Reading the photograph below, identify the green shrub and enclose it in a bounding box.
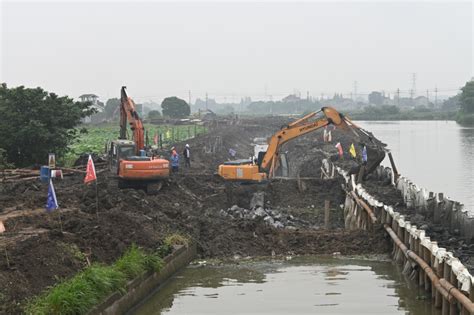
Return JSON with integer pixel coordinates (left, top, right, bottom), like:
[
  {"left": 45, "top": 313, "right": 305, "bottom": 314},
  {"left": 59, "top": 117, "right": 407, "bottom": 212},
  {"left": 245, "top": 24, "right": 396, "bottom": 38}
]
[
  {"left": 157, "top": 243, "right": 173, "bottom": 258},
  {"left": 143, "top": 252, "right": 165, "bottom": 272},
  {"left": 26, "top": 245, "right": 164, "bottom": 315},
  {"left": 26, "top": 274, "right": 99, "bottom": 315},
  {"left": 82, "top": 264, "right": 127, "bottom": 296},
  {"left": 457, "top": 112, "right": 474, "bottom": 125},
  {"left": 114, "top": 245, "right": 148, "bottom": 279}
]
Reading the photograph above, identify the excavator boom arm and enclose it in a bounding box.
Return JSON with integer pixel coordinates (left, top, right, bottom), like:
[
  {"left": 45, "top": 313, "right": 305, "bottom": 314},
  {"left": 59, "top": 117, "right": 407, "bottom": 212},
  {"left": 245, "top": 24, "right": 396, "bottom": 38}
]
[
  {"left": 261, "top": 118, "right": 330, "bottom": 172},
  {"left": 260, "top": 107, "right": 348, "bottom": 175},
  {"left": 120, "top": 86, "right": 145, "bottom": 155}
]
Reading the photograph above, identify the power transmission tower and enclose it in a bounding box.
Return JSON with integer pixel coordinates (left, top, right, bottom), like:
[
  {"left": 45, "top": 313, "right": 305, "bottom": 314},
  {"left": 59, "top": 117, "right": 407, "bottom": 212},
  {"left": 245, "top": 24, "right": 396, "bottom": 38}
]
[
  {"left": 435, "top": 86, "right": 438, "bottom": 107},
  {"left": 205, "top": 92, "right": 208, "bottom": 111},
  {"left": 188, "top": 90, "right": 191, "bottom": 106},
  {"left": 396, "top": 88, "right": 400, "bottom": 106},
  {"left": 426, "top": 89, "right": 429, "bottom": 101}
]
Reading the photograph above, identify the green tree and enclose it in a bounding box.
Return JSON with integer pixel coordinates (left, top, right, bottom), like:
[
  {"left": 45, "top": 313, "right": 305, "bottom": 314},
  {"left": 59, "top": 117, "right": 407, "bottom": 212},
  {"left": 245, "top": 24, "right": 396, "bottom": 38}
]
[
  {"left": 161, "top": 97, "right": 190, "bottom": 118},
  {"left": 104, "top": 98, "right": 120, "bottom": 120},
  {"left": 460, "top": 81, "right": 474, "bottom": 113},
  {"left": 442, "top": 94, "right": 460, "bottom": 111},
  {"left": 0, "top": 83, "right": 95, "bottom": 167},
  {"left": 147, "top": 110, "right": 162, "bottom": 120}
]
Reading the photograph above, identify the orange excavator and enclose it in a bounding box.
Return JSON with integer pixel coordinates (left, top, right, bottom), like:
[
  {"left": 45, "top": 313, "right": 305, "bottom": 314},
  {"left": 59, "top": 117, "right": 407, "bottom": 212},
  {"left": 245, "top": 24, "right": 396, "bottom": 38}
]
[
  {"left": 218, "top": 107, "right": 385, "bottom": 182},
  {"left": 107, "top": 87, "right": 169, "bottom": 194}
]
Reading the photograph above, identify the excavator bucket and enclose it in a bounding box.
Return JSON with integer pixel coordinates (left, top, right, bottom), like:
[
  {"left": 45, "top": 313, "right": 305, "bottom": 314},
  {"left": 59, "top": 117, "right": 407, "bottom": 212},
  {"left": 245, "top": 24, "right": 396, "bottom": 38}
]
[
  {"left": 365, "top": 145, "right": 386, "bottom": 175},
  {"left": 340, "top": 117, "right": 387, "bottom": 176}
]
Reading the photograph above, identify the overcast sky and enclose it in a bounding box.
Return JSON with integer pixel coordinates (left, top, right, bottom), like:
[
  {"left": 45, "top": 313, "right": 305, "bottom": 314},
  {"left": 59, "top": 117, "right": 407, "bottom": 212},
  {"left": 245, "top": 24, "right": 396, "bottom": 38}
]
[{"left": 1, "top": 1, "right": 472, "bottom": 103}]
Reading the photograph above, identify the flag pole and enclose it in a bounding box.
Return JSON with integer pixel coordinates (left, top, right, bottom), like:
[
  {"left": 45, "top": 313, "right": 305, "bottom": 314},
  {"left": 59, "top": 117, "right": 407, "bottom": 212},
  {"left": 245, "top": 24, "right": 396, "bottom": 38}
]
[
  {"left": 57, "top": 207, "right": 63, "bottom": 233},
  {"left": 85, "top": 154, "right": 99, "bottom": 221},
  {"left": 95, "top": 180, "right": 99, "bottom": 220}
]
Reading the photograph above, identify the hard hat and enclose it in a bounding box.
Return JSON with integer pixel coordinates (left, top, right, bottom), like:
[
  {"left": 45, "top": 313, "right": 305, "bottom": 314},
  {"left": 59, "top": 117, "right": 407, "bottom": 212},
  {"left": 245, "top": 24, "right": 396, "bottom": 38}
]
[
  {"left": 185, "top": 144, "right": 190, "bottom": 148},
  {"left": 171, "top": 146, "right": 175, "bottom": 151}
]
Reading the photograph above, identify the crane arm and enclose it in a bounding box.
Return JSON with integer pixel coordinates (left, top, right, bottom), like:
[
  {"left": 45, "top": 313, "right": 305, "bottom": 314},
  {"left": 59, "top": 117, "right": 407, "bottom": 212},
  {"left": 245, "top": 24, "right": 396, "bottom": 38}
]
[{"left": 120, "top": 86, "right": 145, "bottom": 154}]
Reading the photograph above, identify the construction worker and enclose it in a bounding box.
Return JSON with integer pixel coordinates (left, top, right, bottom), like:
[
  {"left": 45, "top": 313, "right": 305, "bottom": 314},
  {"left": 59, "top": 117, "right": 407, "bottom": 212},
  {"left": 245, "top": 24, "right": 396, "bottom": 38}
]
[
  {"left": 183, "top": 144, "right": 191, "bottom": 168},
  {"left": 170, "top": 147, "right": 179, "bottom": 173}
]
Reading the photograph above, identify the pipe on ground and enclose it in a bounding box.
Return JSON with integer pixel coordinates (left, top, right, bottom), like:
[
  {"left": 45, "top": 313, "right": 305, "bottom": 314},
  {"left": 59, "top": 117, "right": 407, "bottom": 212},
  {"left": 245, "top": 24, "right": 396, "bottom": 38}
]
[{"left": 384, "top": 224, "right": 474, "bottom": 314}]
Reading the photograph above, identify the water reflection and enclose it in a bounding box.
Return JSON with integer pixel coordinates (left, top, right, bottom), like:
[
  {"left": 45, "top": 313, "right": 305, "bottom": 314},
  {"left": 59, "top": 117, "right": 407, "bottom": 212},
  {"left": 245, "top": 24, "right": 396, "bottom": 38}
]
[
  {"left": 459, "top": 127, "right": 474, "bottom": 210},
  {"left": 131, "top": 256, "right": 441, "bottom": 315}
]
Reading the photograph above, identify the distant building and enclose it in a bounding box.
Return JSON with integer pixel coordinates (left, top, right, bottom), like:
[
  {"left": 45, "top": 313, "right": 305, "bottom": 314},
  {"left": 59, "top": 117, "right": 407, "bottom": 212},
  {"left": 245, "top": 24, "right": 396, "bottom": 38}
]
[
  {"left": 78, "top": 94, "right": 104, "bottom": 112},
  {"left": 79, "top": 94, "right": 105, "bottom": 123},
  {"left": 282, "top": 94, "right": 301, "bottom": 103}
]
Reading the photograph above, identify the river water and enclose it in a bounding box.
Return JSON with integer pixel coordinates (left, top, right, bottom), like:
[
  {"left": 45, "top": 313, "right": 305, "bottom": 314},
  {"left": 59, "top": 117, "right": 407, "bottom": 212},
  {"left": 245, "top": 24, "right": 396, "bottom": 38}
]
[
  {"left": 356, "top": 121, "right": 474, "bottom": 212},
  {"left": 131, "top": 256, "right": 440, "bottom": 315}
]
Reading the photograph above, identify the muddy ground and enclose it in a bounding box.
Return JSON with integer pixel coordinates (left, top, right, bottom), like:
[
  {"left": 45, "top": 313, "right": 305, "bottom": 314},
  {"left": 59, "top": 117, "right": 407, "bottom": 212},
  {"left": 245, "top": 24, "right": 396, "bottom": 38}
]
[{"left": 0, "top": 116, "right": 423, "bottom": 314}]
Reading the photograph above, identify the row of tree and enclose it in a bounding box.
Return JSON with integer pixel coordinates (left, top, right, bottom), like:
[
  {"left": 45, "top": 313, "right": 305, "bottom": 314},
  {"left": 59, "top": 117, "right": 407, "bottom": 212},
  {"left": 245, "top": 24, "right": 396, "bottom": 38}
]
[
  {"left": 0, "top": 84, "right": 194, "bottom": 168},
  {"left": 101, "top": 96, "right": 190, "bottom": 121}
]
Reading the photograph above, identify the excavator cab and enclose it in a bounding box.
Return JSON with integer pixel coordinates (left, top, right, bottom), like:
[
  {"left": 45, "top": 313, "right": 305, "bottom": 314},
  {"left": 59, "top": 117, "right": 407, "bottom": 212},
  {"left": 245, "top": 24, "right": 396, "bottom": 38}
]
[
  {"left": 108, "top": 139, "right": 136, "bottom": 173},
  {"left": 107, "top": 139, "right": 169, "bottom": 194}
]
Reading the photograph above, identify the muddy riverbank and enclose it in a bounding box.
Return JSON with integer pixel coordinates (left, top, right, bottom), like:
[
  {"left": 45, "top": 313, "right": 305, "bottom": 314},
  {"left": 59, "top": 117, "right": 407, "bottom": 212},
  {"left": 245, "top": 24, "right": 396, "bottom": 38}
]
[
  {"left": 1, "top": 115, "right": 470, "bottom": 314},
  {"left": 0, "top": 118, "right": 390, "bottom": 314}
]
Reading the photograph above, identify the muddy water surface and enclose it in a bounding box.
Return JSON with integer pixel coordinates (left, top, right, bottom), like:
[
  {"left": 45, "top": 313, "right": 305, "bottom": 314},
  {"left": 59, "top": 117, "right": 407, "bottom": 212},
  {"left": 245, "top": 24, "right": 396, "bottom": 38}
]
[
  {"left": 357, "top": 121, "right": 474, "bottom": 211},
  {"left": 131, "top": 256, "right": 440, "bottom": 315}
]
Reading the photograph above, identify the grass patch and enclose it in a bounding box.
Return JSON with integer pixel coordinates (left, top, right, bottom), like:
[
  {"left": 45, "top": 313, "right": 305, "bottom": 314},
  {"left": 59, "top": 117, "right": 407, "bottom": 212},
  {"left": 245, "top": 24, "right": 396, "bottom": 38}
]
[
  {"left": 164, "top": 233, "right": 189, "bottom": 247},
  {"left": 26, "top": 245, "right": 164, "bottom": 315}
]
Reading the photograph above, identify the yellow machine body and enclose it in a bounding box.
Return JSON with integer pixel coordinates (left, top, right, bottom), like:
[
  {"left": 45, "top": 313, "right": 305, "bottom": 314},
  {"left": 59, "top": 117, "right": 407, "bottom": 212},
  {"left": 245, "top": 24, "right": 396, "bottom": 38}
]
[{"left": 218, "top": 161, "right": 267, "bottom": 182}]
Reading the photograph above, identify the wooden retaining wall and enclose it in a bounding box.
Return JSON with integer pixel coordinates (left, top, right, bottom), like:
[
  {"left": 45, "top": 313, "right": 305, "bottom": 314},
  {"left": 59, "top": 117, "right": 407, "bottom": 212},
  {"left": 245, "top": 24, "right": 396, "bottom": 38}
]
[{"left": 323, "top": 163, "right": 474, "bottom": 315}]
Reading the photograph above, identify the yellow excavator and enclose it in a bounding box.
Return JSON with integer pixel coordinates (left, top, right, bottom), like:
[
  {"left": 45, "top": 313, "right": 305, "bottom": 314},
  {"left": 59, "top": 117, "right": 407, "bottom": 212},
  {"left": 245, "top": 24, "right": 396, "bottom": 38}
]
[{"left": 218, "top": 107, "right": 385, "bottom": 182}]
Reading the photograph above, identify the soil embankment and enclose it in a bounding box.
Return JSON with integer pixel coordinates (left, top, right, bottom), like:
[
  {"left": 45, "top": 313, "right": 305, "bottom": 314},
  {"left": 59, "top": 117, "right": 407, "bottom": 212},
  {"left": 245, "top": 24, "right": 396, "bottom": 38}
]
[{"left": 0, "top": 117, "right": 391, "bottom": 314}]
